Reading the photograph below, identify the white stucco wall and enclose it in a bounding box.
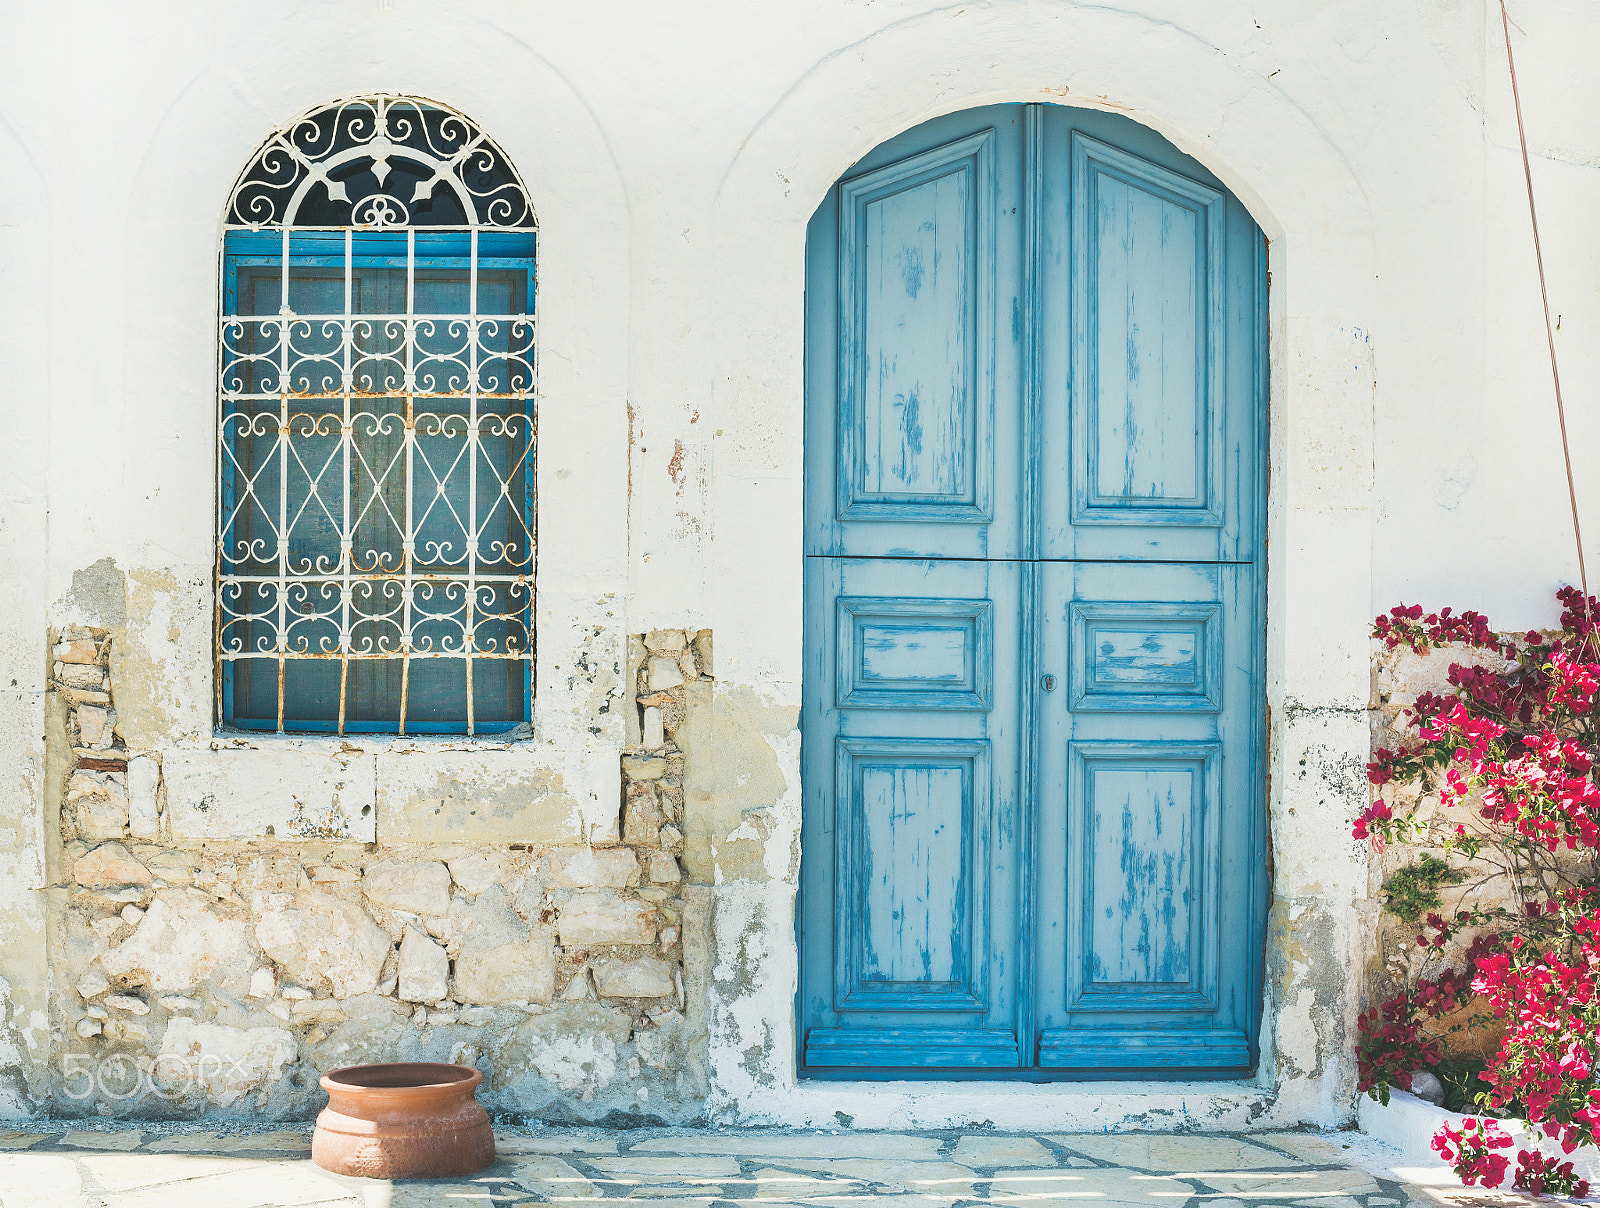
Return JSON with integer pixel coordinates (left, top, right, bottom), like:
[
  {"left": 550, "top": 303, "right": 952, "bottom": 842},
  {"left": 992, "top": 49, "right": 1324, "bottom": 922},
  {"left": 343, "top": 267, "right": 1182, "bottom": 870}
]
[{"left": 1, "top": 0, "right": 1597, "bottom": 1128}]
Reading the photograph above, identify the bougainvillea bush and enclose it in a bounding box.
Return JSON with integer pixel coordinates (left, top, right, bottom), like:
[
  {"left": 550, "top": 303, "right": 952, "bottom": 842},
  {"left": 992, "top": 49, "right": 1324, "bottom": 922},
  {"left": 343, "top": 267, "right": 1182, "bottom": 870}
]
[{"left": 1359, "top": 588, "right": 1600, "bottom": 1197}]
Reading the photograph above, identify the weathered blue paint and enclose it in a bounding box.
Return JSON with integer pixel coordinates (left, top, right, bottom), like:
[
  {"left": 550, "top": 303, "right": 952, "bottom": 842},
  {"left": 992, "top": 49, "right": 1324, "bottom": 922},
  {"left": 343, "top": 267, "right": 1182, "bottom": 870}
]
[{"left": 800, "top": 103, "right": 1266, "bottom": 1078}]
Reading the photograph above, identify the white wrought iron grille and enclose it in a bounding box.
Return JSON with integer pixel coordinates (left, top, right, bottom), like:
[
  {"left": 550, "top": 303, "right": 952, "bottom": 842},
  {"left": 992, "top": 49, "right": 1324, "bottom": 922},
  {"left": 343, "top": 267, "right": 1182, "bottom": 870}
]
[{"left": 217, "top": 96, "right": 537, "bottom": 735}]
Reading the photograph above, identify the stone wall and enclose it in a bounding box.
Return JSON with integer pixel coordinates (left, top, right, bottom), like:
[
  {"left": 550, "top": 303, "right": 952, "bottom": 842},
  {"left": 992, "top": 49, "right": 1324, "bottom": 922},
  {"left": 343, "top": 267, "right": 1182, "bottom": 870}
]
[
  {"left": 1365, "top": 640, "right": 1537, "bottom": 1061},
  {"left": 43, "top": 628, "right": 713, "bottom": 1120}
]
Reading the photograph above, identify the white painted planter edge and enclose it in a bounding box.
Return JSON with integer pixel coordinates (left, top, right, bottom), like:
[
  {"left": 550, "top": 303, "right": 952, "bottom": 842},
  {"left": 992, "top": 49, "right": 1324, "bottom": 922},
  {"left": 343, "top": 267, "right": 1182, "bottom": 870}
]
[{"left": 1359, "top": 1089, "right": 1600, "bottom": 1188}]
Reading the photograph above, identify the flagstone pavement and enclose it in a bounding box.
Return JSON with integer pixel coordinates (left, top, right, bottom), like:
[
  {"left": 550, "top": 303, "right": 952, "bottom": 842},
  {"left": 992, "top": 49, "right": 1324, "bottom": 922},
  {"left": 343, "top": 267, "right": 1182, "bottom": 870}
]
[{"left": 0, "top": 1125, "right": 1544, "bottom": 1208}]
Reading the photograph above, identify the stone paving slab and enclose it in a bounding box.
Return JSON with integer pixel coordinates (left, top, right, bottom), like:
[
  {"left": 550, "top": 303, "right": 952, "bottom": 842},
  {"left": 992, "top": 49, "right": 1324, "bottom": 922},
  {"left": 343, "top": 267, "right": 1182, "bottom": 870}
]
[{"left": 0, "top": 1125, "right": 1558, "bottom": 1208}]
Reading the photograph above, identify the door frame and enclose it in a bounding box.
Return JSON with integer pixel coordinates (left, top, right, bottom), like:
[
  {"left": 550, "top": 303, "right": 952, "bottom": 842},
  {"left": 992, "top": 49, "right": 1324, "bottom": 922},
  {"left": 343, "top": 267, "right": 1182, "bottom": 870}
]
[{"left": 795, "top": 104, "right": 1270, "bottom": 1079}]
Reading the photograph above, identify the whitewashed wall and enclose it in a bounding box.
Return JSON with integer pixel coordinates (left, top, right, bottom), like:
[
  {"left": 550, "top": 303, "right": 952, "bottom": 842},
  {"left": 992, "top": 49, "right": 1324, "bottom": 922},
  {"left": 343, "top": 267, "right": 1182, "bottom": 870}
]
[{"left": 1, "top": 0, "right": 1597, "bottom": 1129}]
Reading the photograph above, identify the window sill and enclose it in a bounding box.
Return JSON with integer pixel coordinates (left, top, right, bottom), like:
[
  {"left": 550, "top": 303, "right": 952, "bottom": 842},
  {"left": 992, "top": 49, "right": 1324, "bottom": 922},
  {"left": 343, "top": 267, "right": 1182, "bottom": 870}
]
[{"left": 158, "top": 732, "right": 621, "bottom": 846}]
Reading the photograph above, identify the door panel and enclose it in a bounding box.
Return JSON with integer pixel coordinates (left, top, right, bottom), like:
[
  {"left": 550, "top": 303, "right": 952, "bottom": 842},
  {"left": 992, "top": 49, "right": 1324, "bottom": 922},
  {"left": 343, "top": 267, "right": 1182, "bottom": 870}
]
[
  {"left": 836, "top": 736, "right": 989, "bottom": 1011},
  {"left": 801, "top": 102, "right": 1265, "bottom": 1079},
  {"left": 800, "top": 556, "right": 1023, "bottom": 1070},
  {"left": 1035, "top": 119, "right": 1263, "bottom": 562},
  {"left": 837, "top": 597, "right": 993, "bottom": 711},
  {"left": 806, "top": 107, "right": 1025, "bottom": 560},
  {"left": 1074, "top": 133, "right": 1224, "bottom": 529},
  {"left": 841, "top": 132, "right": 990, "bottom": 519}
]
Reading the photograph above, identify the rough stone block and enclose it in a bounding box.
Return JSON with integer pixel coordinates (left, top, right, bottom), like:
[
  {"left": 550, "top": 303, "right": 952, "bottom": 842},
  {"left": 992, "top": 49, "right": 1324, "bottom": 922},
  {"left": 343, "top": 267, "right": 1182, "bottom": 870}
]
[
  {"left": 560, "top": 967, "right": 595, "bottom": 1001},
  {"left": 450, "top": 885, "right": 555, "bottom": 1005},
  {"left": 621, "top": 754, "right": 666, "bottom": 781},
  {"left": 158, "top": 1018, "right": 297, "bottom": 1109},
  {"left": 623, "top": 782, "right": 661, "bottom": 847},
  {"left": 54, "top": 638, "right": 100, "bottom": 664},
  {"left": 143, "top": 849, "right": 198, "bottom": 885},
  {"left": 455, "top": 937, "right": 554, "bottom": 1005},
  {"left": 362, "top": 860, "right": 452, "bottom": 917},
  {"left": 75, "top": 798, "right": 128, "bottom": 840},
  {"left": 648, "top": 657, "right": 684, "bottom": 691},
  {"left": 590, "top": 955, "right": 675, "bottom": 998},
  {"left": 545, "top": 846, "right": 639, "bottom": 889},
  {"left": 164, "top": 749, "right": 376, "bottom": 842},
  {"left": 101, "top": 890, "right": 250, "bottom": 993},
  {"left": 691, "top": 630, "right": 712, "bottom": 679},
  {"left": 255, "top": 892, "right": 391, "bottom": 999},
  {"left": 126, "top": 756, "right": 160, "bottom": 840},
  {"left": 557, "top": 891, "right": 657, "bottom": 946},
  {"left": 75, "top": 971, "right": 109, "bottom": 1000},
  {"left": 77, "top": 705, "right": 109, "bottom": 747},
  {"left": 56, "top": 663, "right": 105, "bottom": 690},
  {"left": 247, "top": 967, "right": 276, "bottom": 999},
  {"left": 643, "top": 630, "right": 686, "bottom": 654},
  {"left": 446, "top": 853, "right": 502, "bottom": 896},
  {"left": 72, "top": 842, "right": 151, "bottom": 888},
  {"left": 307, "top": 865, "right": 359, "bottom": 884},
  {"left": 647, "top": 854, "right": 681, "bottom": 884},
  {"left": 642, "top": 706, "right": 665, "bottom": 750},
  {"left": 66, "top": 771, "right": 129, "bottom": 840},
  {"left": 398, "top": 927, "right": 450, "bottom": 1003},
  {"left": 291, "top": 999, "right": 347, "bottom": 1025}
]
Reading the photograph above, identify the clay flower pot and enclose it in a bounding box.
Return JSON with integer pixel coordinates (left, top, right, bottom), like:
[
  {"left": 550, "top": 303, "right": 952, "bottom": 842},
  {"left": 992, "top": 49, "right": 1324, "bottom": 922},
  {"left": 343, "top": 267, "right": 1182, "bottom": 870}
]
[{"left": 313, "top": 1062, "right": 495, "bottom": 1179}]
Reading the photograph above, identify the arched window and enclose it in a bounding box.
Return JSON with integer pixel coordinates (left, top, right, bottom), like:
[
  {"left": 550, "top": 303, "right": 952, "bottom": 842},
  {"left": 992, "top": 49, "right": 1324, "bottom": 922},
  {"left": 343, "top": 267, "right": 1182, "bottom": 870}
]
[{"left": 217, "top": 96, "right": 536, "bottom": 735}]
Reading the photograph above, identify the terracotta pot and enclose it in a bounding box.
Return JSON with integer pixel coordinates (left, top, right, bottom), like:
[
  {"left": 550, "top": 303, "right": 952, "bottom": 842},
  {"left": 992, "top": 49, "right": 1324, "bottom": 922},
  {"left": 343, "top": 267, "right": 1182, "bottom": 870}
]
[{"left": 313, "top": 1062, "right": 495, "bottom": 1179}]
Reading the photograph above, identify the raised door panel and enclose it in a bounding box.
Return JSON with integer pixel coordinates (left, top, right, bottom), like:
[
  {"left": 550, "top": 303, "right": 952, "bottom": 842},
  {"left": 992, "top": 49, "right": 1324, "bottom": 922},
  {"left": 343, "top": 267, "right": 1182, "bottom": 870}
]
[
  {"left": 800, "top": 556, "right": 1023, "bottom": 1071},
  {"left": 1073, "top": 134, "right": 1224, "bottom": 529},
  {"left": 1070, "top": 602, "right": 1222, "bottom": 713},
  {"left": 836, "top": 737, "right": 989, "bottom": 1011},
  {"left": 844, "top": 142, "right": 986, "bottom": 515},
  {"left": 837, "top": 597, "right": 993, "bottom": 711},
  {"left": 805, "top": 106, "right": 1025, "bottom": 560},
  {"left": 1035, "top": 111, "right": 1263, "bottom": 562},
  {"left": 1071, "top": 742, "right": 1219, "bottom": 1011}
]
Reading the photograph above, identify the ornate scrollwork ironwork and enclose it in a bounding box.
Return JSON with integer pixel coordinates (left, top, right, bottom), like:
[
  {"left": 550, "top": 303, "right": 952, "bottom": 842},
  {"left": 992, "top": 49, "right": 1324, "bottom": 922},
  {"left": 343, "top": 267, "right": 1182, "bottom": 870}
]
[
  {"left": 226, "top": 94, "right": 535, "bottom": 229},
  {"left": 217, "top": 95, "right": 537, "bottom": 735}
]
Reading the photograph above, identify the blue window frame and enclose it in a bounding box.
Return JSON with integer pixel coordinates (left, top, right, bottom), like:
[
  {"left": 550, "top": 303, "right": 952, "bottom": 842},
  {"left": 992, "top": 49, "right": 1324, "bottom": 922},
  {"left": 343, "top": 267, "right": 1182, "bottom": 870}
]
[{"left": 216, "top": 97, "right": 537, "bottom": 735}]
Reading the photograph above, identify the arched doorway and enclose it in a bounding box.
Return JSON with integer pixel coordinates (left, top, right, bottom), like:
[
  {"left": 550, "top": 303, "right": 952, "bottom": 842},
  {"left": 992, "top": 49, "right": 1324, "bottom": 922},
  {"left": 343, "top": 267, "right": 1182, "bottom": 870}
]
[{"left": 799, "top": 102, "right": 1267, "bottom": 1078}]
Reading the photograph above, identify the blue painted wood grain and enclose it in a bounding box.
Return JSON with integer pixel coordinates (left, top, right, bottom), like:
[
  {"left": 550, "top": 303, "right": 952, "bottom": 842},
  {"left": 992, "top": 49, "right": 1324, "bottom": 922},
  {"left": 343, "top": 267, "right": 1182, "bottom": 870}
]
[
  {"left": 1072, "top": 133, "right": 1225, "bottom": 527},
  {"left": 834, "top": 735, "right": 990, "bottom": 1012},
  {"left": 1070, "top": 601, "right": 1223, "bottom": 712},
  {"left": 800, "top": 103, "right": 1266, "bottom": 1078},
  {"left": 837, "top": 130, "right": 995, "bottom": 526},
  {"left": 860, "top": 625, "right": 968, "bottom": 685}
]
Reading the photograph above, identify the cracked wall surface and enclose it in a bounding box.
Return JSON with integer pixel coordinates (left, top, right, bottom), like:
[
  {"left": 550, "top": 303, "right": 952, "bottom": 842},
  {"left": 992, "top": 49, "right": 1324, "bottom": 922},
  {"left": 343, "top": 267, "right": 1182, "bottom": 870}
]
[{"left": 34, "top": 628, "right": 708, "bottom": 1120}]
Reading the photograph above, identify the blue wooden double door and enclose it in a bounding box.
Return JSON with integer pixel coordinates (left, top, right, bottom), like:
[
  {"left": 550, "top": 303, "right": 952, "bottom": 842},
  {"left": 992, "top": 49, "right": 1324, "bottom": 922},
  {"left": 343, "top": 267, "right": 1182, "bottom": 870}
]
[{"left": 800, "top": 104, "right": 1267, "bottom": 1077}]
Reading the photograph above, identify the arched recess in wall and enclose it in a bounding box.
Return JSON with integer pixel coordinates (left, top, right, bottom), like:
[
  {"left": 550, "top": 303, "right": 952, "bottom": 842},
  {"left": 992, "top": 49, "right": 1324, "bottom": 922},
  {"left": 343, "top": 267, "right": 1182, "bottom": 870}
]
[
  {"left": 705, "top": 0, "right": 1379, "bottom": 1120},
  {"left": 798, "top": 101, "right": 1269, "bottom": 1078},
  {"left": 215, "top": 95, "right": 539, "bottom": 737}
]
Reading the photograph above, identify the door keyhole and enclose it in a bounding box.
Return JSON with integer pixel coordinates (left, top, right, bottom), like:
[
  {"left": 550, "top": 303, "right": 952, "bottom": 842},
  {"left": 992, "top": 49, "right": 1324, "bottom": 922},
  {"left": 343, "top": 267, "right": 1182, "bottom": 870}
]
[{"left": 1040, "top": 674, "right": 1056, "bottom": 692}]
